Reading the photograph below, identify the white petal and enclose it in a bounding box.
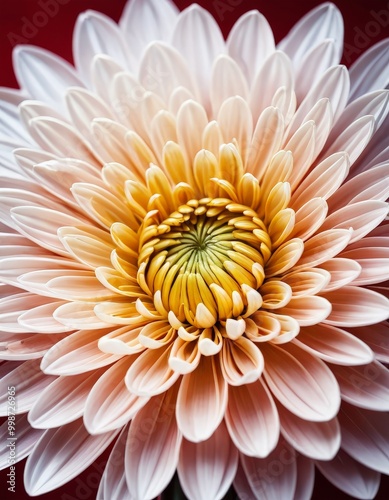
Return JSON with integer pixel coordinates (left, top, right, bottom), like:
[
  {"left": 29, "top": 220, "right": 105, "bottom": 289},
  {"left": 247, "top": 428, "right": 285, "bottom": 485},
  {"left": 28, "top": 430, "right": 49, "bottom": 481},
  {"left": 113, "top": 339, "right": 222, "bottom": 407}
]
[
  {"left": 73, "top": 10, "right": 133, "bottom": 85},
  {"left": 120, "top": 0, "right": 179, "bottom": 62},
  {"left": 176, "top": 355, "right": 227, "bottom": 442},
  {"left": 225, "top": 379, "right": 279, "bottom": 457},
  {"left": 125, "top": 384, "right": 181, "bottom": 500},
  {"left": 277, "top": 3, "right": 343, "bottom": 67},
  {"left": 24, "top": 419, "right": 118, "bottom": 496},
  {"left": 178, "top": 421, "right": 238, "bottom": 500},
  {"left": 13, "top": 45, "right": 83, "bottom": 113},
  {"left": 349, "top": 39, "right": 389, "bottom": 101},
  {"left": 227, "top": 10, "right": 275, "bottom": 85}
]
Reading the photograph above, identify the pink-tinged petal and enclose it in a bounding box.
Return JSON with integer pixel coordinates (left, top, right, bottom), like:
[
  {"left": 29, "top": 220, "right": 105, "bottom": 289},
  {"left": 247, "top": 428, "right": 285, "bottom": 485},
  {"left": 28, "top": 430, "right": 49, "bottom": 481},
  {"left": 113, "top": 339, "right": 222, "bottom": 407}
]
[
  {"left": 53, "top": 301, "right": 109, "bottom": 330},
  {"left": 291, "top": 198, "right": 328, "bottom": 241},
  {"left": 18, "top": 300, "right": 73, "bottom": 333},
  {"left": 125, "top": 343, "right": 180, "bottom": 396},
  {"left": 73, "top": 10, "right": 133, "bottom": 85},
  {"left": 339, "top": 402, "right": 389, "bottom": 474},
  {"left": 227, "top": 10, "right": 274, "bottom": 85},
  {"left": 319, "top": 258, "right": 362, "bottom": 291},
  {"left": 240, "top": 438, "right": 297, "bottom": 500},
  {"left": 262, "top": 343, "right": 340, "bottom": 421},
  {"left": 290, "top": 66, "right": 349, "bottom": 129},
  {"left": 316, "top": 449, "right": 380, "bottom": 500},
  {"left": 176, "top": 355, "right": 227, "bottom": 442},
  {"left": 319, "top": 115, "right": 375, "bottom": 166},
  {"left": 323, "top": 286, "right": 389, "bottom": 327},
  {"left": 172, "top": 5, "right": 225, "bottom": 110},
  {"left": 125, "top": 383, "right": 181, "bottom": 500},
  {"left": 330, "top": 360, "right": 389, "bottom": 411},
  {"left": 12, "top": 46, "right": 83, "bottom": 112},
  {"left": 276, "top": 296, "right": 332, "bottom": 326},
  {"left": 294, "top": 40, "right": 338, "bottom": 103},
  {"left": 84, "top": 356, "right": 149, "bottom": 434},
  {"left": 27, "top": 116, "right": 101, "bottom": 164},
  {"left": 233, "top": 460, "right": 257, "bottom": 500},
  {"left": 220, "top": 337, "right": 264, "bottom": 386},
  {"left": 178, "top": 421, "right": 238, "bottom": 500},
  {"left": 282, "top": 268, "right": 330, "bottom": 297},
  {"left": 97, "top": 424, "right": 132, "bottom": 500},
  {"left": 0, "top": 359, "right": 55, "bottom": 415},
  {"left": 98, "top": 325, "right": 145, "bottom": 355},
  {"left": 91, "top": 54, "right": 124, "bottom": 103},
  {"left": 140, "top": 42, "right": 198, "bottom": 104},
  {"left": 0, "top": 331, "right": 67, "bottom": 361},
  {"left": 294, "top": 323, "right": 373, "bottom": 366},
  {"left": 120, "top": 0, "right": 179, "bottom": 59},
  {"left": 349, "top": 39, "right": 389, "bottom": 101},
  {"left": 291, "top": 152, "right": 349, "bottom": 210},
  {"left": 249, "top": 51, "right": 294, "bottom": 124},
  {"left": 283, "top": 121, "right": 316, "bottom": 190},
  {"left": 296, "top": 228, "right": 352, "bottom": 269},
  {"left": 277, "top": 3, "right": 343, "bottom": 67},
  {"left": 278, "top": 402, "right": 340, "bottom": 460},
  {"left": 328, "top": 163, "right": 389, "bottom": 212},
  {"left": 211, "top": 55, "right": 249, "bottom": 116},
  {"left": 340, "top": 246, "right": 389, "bottom": 286},
  {"left": 294, "top": 455, "right": 315, "bottom": 500},
  {"left": 24, "top": 419, "right": 118, "bottom": 496},
  {"left": 0, "top": 413, "right": 43, "bottom": 469},
  {"left": 0, "top": 292, "right": 61, "bottom": 333},
  {"left": 41, "top": 328, "right": 121, "bottom": 375},
  {"left": 330, "top": 89, "right": 389, "bottom": 143},
  {"left": 29, "top": 368, "right": 106, "bottom": 429},
  {"left": 351, "top": 322, "right": 389, "bottom": 364},
  {"left": 225, "top": 379, "right": 279, "bottom": 457}
]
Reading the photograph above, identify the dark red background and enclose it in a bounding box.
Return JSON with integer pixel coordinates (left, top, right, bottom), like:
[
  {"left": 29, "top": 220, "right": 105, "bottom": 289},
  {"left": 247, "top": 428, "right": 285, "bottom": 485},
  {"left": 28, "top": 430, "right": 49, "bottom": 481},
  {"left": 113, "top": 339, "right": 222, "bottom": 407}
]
[{"left": 1, "top": 0, "right": 389, "bottom": 498}]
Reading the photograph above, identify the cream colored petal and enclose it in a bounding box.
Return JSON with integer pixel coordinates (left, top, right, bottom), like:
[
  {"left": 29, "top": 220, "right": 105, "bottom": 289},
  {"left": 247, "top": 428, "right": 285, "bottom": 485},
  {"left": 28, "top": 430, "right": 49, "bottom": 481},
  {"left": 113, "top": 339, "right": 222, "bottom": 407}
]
[
  {"left": 318, "top": 258, "right": 362, "bottom": 291},
  {"left": 210, "top": 55, "right": 249, "bottom": 116},
  {"left": 176, "top": 354, "right": 227, "bottom": 442},
  {"left": 53, "top": 301, "right": 108, "bottom": 330},
  {"left": 220, "top": 337, "right": 264, "bottom": 386},
  {"left": 225, "top": 378, "right": 279, "bottom": 457},
  {"left": 169, "top": 337, "right": 201, "bottom": 374},
  {"left": 125, "top": 343, "right": 180, "bottom": 396},
  {"left": 296, "top": 228, "right": 352, "bottom": 269}
]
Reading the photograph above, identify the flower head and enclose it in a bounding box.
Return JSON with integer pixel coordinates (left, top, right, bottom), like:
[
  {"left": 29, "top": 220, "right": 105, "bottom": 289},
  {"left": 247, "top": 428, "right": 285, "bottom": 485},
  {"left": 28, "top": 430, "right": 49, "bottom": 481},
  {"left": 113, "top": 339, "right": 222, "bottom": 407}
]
[{"left": 0, "top": 1, "right": 389, "bottom": 498}]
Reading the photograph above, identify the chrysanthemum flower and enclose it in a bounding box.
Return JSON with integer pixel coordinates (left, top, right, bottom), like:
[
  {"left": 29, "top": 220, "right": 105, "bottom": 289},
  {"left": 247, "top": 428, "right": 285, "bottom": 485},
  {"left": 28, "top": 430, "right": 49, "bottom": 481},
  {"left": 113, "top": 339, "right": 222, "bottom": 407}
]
[{"left": 0, "top": 0, "right": 389, "bottom": 498}]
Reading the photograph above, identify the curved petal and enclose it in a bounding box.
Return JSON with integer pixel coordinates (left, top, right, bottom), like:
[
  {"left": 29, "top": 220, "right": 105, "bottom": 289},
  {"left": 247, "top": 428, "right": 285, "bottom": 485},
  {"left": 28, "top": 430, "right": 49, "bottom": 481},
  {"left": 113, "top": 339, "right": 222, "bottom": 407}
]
[
  {"left": 84, "top": 356, "right": 149, "bottom": 434},
  {"left": 278, "top": 402, "right": 341, "bottom": 460},
  {"left": 24, "top": 419, "right": 118, "bottom": 496},
  {"left": 125, "top": 383, "right": 181, "bottom": 500},
  {"left": 176, "top": 355, "right": 227, "bottom": 442},
  {"left": 316, "top": 449, "right": 380, "bottom": 500},
  {"left": 262, "top": 343, "right": 340, "bottom": 421},
  {"left": 225, "top": 378, "right": 279, "bottom": 457},
  {"left": 178, "top": 421, "right": 238, "bottom": 500},
  {"left": 294, "top": 455, "right": 315, "bottom": 500},
  {"left": 240, "top": 438, "right": 298, "bottom": 500},
  {"left": 220, "top": 337, "right": 264, "bottom": 386}
]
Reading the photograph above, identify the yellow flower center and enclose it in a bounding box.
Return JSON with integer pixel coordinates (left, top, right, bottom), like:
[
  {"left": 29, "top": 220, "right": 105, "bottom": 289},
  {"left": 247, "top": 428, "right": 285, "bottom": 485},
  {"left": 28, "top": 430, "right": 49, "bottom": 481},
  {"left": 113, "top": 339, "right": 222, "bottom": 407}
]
[{"left": 138, "top": 198, "right": 270, "bottom": 327}]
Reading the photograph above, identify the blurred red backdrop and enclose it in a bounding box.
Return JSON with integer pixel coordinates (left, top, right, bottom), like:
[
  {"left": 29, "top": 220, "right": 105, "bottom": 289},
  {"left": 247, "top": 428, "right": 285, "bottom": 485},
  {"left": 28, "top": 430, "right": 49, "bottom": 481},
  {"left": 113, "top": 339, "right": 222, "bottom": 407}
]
[{"left": 0, "top": 0, "right": 388, "bottom": 499}]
